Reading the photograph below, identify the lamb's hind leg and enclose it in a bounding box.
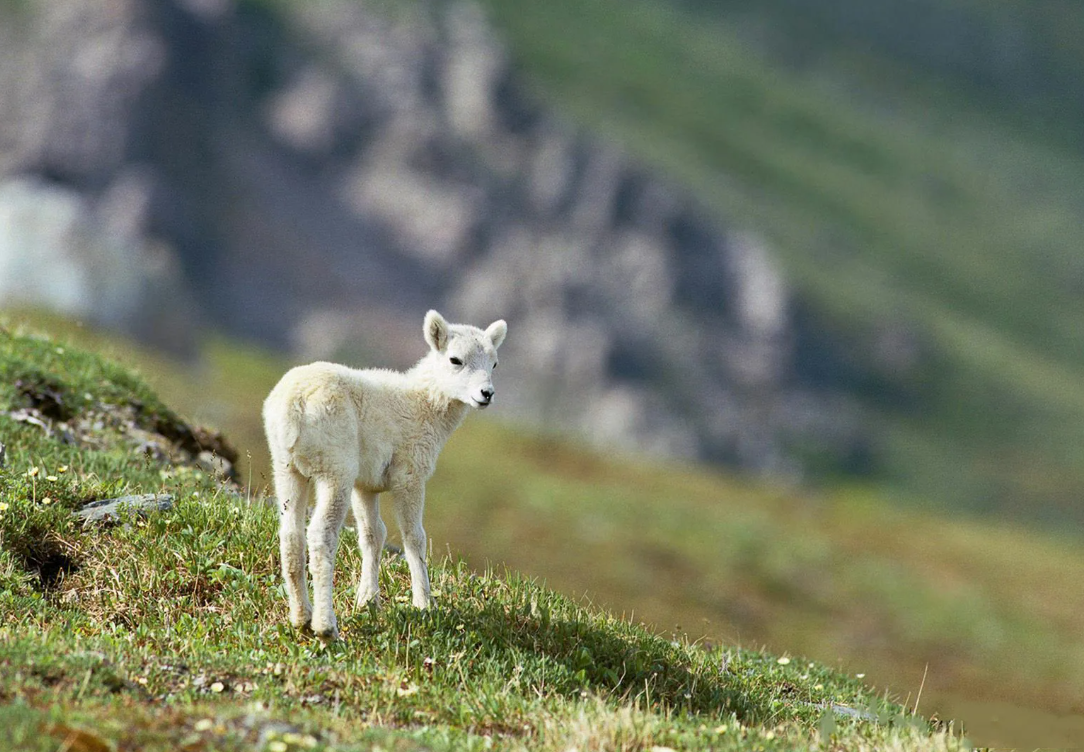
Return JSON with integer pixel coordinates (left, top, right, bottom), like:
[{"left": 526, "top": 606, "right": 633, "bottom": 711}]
[
  {"left": 352, "top": 489, "right": 386, "bottom": 609},
  {"left": 307, "top": 476, "right": 352, "bottom": 640},
  {"left": 275, "top": 465, "right": 312, "bottom": 630},
  {"left": 393, "top": 486, "right": 431, "bottom": 609}
]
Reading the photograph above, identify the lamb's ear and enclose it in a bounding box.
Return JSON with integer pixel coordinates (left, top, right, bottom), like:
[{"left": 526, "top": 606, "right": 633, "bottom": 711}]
[
  {"left": 424, "top": 310, "right": 449, "bottom": 352},
  {"left": 485, "top": 319, "right": 507, "bottom": 349}
]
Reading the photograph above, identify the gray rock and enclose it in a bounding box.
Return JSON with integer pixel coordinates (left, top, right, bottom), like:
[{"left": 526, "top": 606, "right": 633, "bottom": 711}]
[
  {"left": 0, "top": 176, "right": 197, "bottom": 352},
  {"left": 822, "top": 703, "right": 881, "bottom": 723},
  {"left": 76, "top": 494, "right": 173, "bottom": 523},
  {"left": 196, "top": 450, "right": 234, "bottom": 480}
]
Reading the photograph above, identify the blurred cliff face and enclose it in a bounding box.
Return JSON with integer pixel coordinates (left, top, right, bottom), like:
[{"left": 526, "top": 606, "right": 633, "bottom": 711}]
[{"left": 0, "top": 0, "right": 867, "bottom": 475}]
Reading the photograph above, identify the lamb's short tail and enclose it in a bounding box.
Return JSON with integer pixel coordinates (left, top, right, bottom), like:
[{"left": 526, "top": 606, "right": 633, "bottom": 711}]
[{"left": 263, "top": 385, "right": 305, "bottom": 468}]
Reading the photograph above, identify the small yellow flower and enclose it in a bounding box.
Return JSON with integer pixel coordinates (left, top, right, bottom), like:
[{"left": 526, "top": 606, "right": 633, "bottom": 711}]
[
  {"left": 46, "top": 475, "right": 58, "bottom": 482},
  {"left": 26, "top": 467, "right": 39, "bottom": 477},
  {"left": 0, "top": 502, "right": 9, "bottom": 512},
  {"left": 194, "top": 719, "right": 214, "bottom": 732},
  {"left": 41, "top": 497, "right": 52, "bottom": 505},
  {"left": 57, "top": 466, "right": 69, "bottom": 473},
  {"left": 210, "top": 681, "right": 225, "bottom": 693},
  {"left": 396, "top": 682, "right": 419, "bottom": 697},
  {"left": 267, "top": 742, "right": 288, "bottom": 752},
  {"left": 776, "top": 657, "right": 791, "bottom": 665}
]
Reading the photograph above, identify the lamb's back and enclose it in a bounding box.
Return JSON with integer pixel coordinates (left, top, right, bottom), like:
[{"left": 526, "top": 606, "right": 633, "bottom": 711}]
[{"left": 265, "top": 360, "right": 441, "bottom": 486}]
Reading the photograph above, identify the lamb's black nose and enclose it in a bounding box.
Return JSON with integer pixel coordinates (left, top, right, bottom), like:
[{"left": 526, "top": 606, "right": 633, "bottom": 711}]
[{"left": 480, "top": 388, "right": 494, "bottom": 402}]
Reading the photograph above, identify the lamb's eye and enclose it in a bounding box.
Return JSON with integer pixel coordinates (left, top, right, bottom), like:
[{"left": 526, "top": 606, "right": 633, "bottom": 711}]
[
  {"left": 493, "top": 362, "right": 498, "bottom": 370},
  {"left": 449, "top": 357, "right": 463, "bottom": 366}
]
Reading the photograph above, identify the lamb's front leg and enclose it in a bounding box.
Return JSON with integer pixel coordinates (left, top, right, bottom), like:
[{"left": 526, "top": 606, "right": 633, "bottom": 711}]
[
  {"left": 307, "top": 478, "right": 351, "bottom": 640},
  {"left": 393, "top": 486, "right": 431, "bottom": 609},
  {"left": 352, "top": 489, "right": 386, "bottom": 609}
]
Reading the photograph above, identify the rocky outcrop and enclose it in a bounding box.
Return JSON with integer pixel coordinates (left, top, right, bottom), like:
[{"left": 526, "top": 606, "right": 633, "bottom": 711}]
[
  {"left": 8, "top": 368, "right": 239, "bottom": 481},
  {"left": 0, "top": 177, "right": 197, "bottom": 350},
  {"left": 76, "top": 494, "right": 174, "bottom": 524},
  {"left": 0, "top": 0, "right": 869, "bottom": 476}
]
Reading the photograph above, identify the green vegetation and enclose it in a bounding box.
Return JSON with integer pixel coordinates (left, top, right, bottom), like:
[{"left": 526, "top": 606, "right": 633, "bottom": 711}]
[
  {"left": 0, "top": 322, "right": 973, "bottom": 750},
  {"left": 8, "top": 315, "right": 1084, "bottom": 747},
  {"left": 467, "top": 0, "right": 1084, "bottom": 525},
  {"left": 429, "top": 427, "right": 1084, "bottom": 751}
]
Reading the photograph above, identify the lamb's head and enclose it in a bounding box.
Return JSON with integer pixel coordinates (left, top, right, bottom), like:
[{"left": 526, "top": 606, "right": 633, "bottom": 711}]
[{"left": 423, "top": 310, "right": 507, "bottom": 409}]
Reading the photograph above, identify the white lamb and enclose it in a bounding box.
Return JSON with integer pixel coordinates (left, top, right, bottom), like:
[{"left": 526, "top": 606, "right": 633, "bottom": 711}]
[{"left": 263, "top": 310, "right": 507, "bottom": 640}]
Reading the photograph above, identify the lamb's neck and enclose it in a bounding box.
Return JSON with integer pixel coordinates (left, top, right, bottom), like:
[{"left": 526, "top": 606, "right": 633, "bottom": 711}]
[
  {"left": 408, "top": 359, "right": 470, "bottom": 435},
  {"left": 422, "top": 395, "right": 470, "bottom": 443},
  {"left": 434, "top": 400, "right": 469, "bottom": 437}
]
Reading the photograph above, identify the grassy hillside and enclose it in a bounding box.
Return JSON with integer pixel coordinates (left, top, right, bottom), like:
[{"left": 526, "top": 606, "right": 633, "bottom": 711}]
[
  {"left": 7, "top": 313, "right": 1084, "bottom": 747},
  {"left": 0, "top": 320, "right": 964, "bottom": 751},
  {"left": 432, "top": 430, "right": 1084, "bottom": 749},
  {"left": 467, "top": 0, "right": 1084, "bottom": 526}
]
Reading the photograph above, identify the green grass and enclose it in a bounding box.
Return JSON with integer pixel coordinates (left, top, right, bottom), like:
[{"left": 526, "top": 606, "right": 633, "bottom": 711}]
[
  {"left": 0, "top": 322, "right": 971, "bottom": 749},
  {"left": 10, "top": 312, "right": 1084, "bottom": 746}
]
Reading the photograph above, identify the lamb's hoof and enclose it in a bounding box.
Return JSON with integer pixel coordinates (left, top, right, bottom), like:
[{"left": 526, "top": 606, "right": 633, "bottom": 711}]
[
  {"left": 316, "top": 626, "right": 339, "bottom": 642},
  {"left": 356, "top": 595, "right": 382, "bottom": 612},
  {"left": 290, "top": 612, "right": 313, "bottom": 632},
  {"left": 311, "top": 617, "right": 339, "bottom": 642}
]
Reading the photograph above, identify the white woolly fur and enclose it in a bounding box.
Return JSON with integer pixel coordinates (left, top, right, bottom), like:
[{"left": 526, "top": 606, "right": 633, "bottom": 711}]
[{"left": 263, "top": 310, "right": 507, "bottom": 639}]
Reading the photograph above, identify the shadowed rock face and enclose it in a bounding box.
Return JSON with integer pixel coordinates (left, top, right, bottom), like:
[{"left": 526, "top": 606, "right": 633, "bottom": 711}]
[{"left": 0, "top": 0, "right": 871, "bottom": 477}]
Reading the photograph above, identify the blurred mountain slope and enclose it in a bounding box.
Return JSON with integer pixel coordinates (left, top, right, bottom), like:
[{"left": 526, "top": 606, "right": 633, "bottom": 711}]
[
  {"left": 3, "top": 0, "right": 1084, "bottom": 523},
  {"left": 0, "top": 0, "right": 872, "bottom": 482},
  {"left": 474, "top": 0, "right": 1084, "bottom": 523}
]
